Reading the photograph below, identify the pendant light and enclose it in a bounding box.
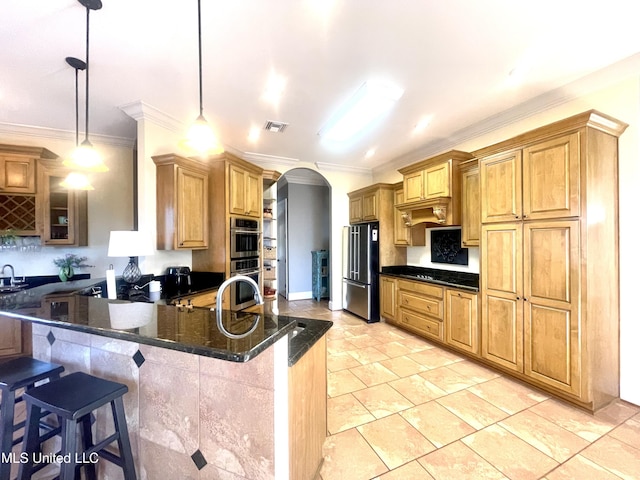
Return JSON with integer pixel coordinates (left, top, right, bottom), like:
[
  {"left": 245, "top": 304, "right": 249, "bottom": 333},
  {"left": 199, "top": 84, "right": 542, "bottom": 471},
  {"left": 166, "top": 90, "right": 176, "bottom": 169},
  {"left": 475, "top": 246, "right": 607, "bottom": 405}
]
[
  {"left": 61, "top": 56, "right": 95, "bottom": 190},
  {"left": 63, "top": 0, "right": 109, "bottom": 172},
  {"left": 184, "top": 0, "right": 224, "bottom": 155}
]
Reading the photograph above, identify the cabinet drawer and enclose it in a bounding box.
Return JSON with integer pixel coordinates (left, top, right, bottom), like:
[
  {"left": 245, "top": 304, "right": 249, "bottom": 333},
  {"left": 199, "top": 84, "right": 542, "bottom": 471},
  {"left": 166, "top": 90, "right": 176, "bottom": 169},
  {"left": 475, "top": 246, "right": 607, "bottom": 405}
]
[
  {"left": 398, "top": 291, "right": 443, "bottom": 319},
  {"left": 397, "top": 280, "right": 444, "bottom": 299},
  {"left": 399, "top": 308, "right": 442, "bottom": 340}
]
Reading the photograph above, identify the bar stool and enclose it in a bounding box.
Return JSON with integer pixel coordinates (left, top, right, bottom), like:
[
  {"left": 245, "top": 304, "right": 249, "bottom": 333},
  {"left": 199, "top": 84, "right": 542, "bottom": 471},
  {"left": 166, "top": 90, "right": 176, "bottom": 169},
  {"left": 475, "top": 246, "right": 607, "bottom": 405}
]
[
  {"left": 0, "top": 357, "right": 64, "bottom": 480},
  {"left": 18, "top": 371, "right": 136, "bottom": 480}
]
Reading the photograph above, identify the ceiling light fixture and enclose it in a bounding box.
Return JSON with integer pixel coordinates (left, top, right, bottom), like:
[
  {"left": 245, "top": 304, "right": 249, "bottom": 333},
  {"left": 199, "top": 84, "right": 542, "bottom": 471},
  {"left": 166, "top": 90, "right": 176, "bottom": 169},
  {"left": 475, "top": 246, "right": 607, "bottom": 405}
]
[
  {"left": 63, "top": 0, "right": 108, "bottom": 173},
  {"left": 61, "top": 56, "right": 94, "bottom": 190},
  {"left": 185, "top": 0, "right": 223, "bottom": 155},
  {"left": 318, "top": 80, "right": 404, "bottom": 143},
  {"left": 413, "top": 115, "right": 433, "bottom": 134}
]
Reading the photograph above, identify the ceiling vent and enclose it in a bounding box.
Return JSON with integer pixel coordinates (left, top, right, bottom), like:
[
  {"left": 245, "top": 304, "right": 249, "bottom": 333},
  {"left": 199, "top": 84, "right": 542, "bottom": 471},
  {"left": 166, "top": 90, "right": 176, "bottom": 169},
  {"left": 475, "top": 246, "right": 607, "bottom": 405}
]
[{"left": 264, "top": 120, "right": 289, "bottom": 133}]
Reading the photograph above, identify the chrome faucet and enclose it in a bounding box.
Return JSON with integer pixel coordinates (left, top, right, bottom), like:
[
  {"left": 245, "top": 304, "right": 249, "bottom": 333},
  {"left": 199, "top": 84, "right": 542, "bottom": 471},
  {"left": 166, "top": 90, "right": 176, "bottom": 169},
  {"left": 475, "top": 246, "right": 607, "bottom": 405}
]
[
  {"left": 1, "top": 264, "right": 15, "bottom": 286},
  {"left": 215, "top": 275, "right": 264, "bottom": 324}
]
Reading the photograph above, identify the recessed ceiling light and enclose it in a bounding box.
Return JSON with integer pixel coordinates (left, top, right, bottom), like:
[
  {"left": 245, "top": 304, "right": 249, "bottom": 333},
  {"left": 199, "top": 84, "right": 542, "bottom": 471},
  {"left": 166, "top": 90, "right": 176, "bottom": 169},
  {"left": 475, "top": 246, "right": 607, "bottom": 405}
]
[
  {"left": 365, "top": 148, "right": 376, "bottom": 159},
  {"left": 248, "top": 127, "right": 261, "bottom": 142},
  {"left": 262, "top": 70, "right": 287, "bottom": 105},
  {"left": 413, "top": 115, "right": 433, "bottom": 134},
  {"left": 318, "top": 80, "right": 404, "bottom": 143}
]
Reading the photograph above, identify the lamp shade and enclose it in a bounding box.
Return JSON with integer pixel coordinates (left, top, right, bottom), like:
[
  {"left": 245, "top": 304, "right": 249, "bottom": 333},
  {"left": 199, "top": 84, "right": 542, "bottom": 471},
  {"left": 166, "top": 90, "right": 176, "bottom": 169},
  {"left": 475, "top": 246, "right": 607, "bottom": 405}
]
[{"left": 107, "top": 231, "right": 154, "bottom": 258}]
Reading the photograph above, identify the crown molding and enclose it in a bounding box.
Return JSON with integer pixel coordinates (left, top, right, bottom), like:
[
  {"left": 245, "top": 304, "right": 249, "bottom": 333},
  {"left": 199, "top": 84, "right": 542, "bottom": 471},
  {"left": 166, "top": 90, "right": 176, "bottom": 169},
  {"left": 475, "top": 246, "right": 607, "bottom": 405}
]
[
  {"left": 119, "top": 100, "right": 184, "bottom": 133},
  {"left": 243, "top": 151, "right": 300, "bottom": 168},
  {"left": 281, "top": 170, "right": 329, "bottom": 186},
  {"left": 315, "top": 161, "right": 372, "bottom": 175},
  {"left": 0, "top": 122, "right": 135, "bottom": 148}
]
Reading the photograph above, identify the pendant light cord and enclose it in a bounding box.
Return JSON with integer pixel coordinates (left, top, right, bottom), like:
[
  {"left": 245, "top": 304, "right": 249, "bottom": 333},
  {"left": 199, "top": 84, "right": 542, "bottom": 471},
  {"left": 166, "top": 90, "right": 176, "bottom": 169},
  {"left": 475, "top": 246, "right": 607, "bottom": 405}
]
[
  {"left": 75, "top": 67, "right": 80, "bottom": 146},
  {"left": 84, "top": 4, "right": 91, "bottom": 143},
  {"left": 197, "top": 0, "right": 204, "bottom": 117}
]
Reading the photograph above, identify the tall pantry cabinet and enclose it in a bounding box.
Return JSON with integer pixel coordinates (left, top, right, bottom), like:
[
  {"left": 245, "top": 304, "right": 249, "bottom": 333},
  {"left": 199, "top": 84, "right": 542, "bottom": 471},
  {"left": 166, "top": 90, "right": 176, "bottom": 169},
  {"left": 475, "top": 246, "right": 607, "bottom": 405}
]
[{"left": 475, "top": 110, "right": 626, "bottom": 411}]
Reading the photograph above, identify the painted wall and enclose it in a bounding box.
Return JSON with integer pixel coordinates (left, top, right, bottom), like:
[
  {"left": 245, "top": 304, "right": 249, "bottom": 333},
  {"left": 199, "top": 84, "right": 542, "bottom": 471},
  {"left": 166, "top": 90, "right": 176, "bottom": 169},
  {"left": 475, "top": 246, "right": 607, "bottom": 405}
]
[{"left": 0, "top": 130, "right": 135, "bottom": 278}]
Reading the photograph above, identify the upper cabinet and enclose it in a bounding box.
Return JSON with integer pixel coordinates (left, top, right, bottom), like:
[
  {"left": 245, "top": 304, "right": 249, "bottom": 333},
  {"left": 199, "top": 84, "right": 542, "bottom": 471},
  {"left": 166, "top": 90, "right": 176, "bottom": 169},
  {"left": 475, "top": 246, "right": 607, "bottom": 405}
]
[
  {"left": 0, "top": 156, "right": 36, "bottom": 194},
  {"left": 392, "top": 182, "right": 425, "bottom": 247},
  {"left": 348, "top": 185, "right": 383, "bottom": 224},
  {"left": 229, "top": 164, "right": 261, "bottom": 218},
  {"left": 397, "top": 150, "right": 473, "bottom": 227},
  {"left": 153, "top": 154, "right": 209, "bottom": 250},
  {"left": 459, "top": 159, "right": 480, "bottom": 247},
  {"left": 480, "top": 133, "right": 580, "bottom": 223}
]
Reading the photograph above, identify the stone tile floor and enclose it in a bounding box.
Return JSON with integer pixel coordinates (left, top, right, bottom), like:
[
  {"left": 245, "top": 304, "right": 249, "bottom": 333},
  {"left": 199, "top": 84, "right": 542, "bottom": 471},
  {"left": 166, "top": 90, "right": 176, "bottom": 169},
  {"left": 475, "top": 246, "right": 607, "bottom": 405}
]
[{"left": 278, "top": 298, "right": 640, "bottom": 480}]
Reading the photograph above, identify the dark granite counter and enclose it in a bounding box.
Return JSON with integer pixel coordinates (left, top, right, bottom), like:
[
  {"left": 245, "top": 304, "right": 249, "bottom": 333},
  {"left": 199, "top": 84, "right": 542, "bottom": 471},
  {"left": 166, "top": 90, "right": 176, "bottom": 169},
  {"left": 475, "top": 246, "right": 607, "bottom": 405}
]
[
  {"left": 0, "top": 277, "right": 332, "bottom": 364},
  {"left": 381, "top": 265, "right": 479, "bottom": 292}
]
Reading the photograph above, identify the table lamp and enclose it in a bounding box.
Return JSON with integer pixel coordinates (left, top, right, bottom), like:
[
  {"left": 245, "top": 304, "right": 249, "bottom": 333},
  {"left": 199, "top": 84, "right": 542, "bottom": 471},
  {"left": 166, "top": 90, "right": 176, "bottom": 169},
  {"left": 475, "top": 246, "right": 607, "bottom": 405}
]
[{"left": 107, "top": 231, "right": 153, "bottom": 284}]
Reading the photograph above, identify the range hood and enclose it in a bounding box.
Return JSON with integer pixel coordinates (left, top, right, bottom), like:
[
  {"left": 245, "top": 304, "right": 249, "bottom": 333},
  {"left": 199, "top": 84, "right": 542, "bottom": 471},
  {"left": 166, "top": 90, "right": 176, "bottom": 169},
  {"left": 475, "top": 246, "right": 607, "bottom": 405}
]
[{"left": 395, "top": 197, "right": 455, "bottom": 227}]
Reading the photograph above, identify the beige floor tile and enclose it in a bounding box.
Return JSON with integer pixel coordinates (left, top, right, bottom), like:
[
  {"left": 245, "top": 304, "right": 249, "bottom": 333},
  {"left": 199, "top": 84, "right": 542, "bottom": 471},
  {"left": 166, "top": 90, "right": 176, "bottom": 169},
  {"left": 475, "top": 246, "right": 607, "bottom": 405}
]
[
  {"left": 369, "top": 326, "right": 409, "bottom": 342},
  {"left": 327, "top": 337, "right": 358, "bottom": 355},
  {"left": 374, "top": 341, "right": 414, "bottom": 358},
  {"left": 389, "top": 374, "right": 447, "bottom": 405},
  {"left": 498, "top": 409, "right": 589, "bottom": 462},
  {"left": 348, "top": 346, "right": 390, "bottom": 365},
  {"left": 436, "top": 390, "right": 509, "bottom": 429},
  {"left": 358, "top": 414, "right": 436, "bottom": 470},
  {"left": 462, "top": 424, "right": 559, "bottom": 479},
  {"left": 402, "top": 401, "right": 476, "bottom": 448},
  {"left": 419, "top": 366, "right": 478, "bottom": 393},
  {"left": 446, "top": 360, "right": 501, "bottom": 383},
  {"left": 608, "top": 413, "right": 640, "bottom": 450},
  {"left": 545, "top": 455, "right": 623, "bottom": 480},
  {"left": 320, "top": 428, "right": 389, "bottom": 480},
  {"left": 580, "top": 435, "right": 640, "bottom": 480},
  {"left": 352, "top": 383, "right": 414, "bottom": 418},
  {"left": 327, "top": 393, "right": 376, "bottom": 434},
  {"left": 327, "top": 369, "right": 367, "bottom": 397},
  {"left": 347, "top": 334, "right": 383, "bottom": 349},
  {"left": 595, "top": 399, "right": 640, "bottom": 425},
  {"left": 350, "top": 362, "right": 400, "bottom": 387},
  {"left": 379, "top": 356, "right": 428, "bottom": 378},
  {"left": 399, "top": 335, "right": 435, "bottom": 352},
  {"left": 408, "top": 349, "right": 462, "bottom": 369},
  {"left": 530, "top": 399, "right": 618, "bottom": 442},
  {"left": 327, "top": 352, "right": 362, "bottom": 372},
  {"left": 468, "top": 376, "right": 547, "bottom": 414},
  {"left": 373, "top": 461, "right": 435, "bottom": 480},
  {"left": 418, "top": 441, "right": 508, "bottom": 480}
]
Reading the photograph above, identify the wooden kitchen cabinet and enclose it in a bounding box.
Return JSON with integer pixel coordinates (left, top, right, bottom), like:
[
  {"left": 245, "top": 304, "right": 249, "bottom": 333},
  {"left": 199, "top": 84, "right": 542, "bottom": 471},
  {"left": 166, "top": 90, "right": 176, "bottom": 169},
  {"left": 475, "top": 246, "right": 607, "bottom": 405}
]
[
  {"left": 0, "top": 156, "right": 36, "bottom": 194},
  {"left": 380, "top": 275, "right": 397, "bottom": 323},
  {"left": 153, "top": 154, "right": 209, "bottom": 250},
  {"left": 445, "top": 289, "right": 479, "bottom": 355},
  {"left": 480, "top": 133, "right": 580, "bottom": 224},
  {"left": 474, "top": 110, "right": 627, "bottom": 411},
  {"left": 397, "top": 279, "right": 444, "bottom": 341},
  {"left": 0, "top": 316, "right": 22, "bottom": 357},
  {"left": 459, "top": 160, "right": 480, "bottom": 246},
  {"left": 402, "top": 160, "right": 451, "bottom": 203},
  {"left": 393, "top": 183, "right": 426, "bottom": 247},
  {"left": 348, "top": 184, "right": 388, "bottom": 224},
  {"left": 39, "top": 162, "right": 88, "bottom": 246},
  {"left": 348, "top": 195, "right": 362, "bottom": 224},
  {"left": 229, "top": 164, "right": 261, "bottom": 218}
]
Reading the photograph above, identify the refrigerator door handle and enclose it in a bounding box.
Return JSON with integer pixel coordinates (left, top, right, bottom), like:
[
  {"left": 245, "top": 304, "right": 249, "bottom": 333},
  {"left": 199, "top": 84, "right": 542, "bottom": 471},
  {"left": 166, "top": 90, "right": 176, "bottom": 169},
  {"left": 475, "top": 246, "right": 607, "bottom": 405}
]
[
  {"left": 344, "top": 279, "right": 366, "bottom": 288},
  {"left": 354, "top": 228, "right": 360, "bottom": 280}
]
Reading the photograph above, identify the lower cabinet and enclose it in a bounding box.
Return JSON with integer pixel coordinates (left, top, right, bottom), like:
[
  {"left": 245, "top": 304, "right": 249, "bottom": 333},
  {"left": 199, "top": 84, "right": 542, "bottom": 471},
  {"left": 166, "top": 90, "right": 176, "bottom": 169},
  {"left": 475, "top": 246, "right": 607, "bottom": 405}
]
[
  {"left": 397, "top": 279, "right": 444, "bottom": 342},
  {"left": 380, "top": 276, "right": 397, "bottom": 323},
  {"left": 445, "top": 289, "right": 479, "bottom": 354},
  {"left": 0, "top": 316, "right": 22, "bottom": 357}
]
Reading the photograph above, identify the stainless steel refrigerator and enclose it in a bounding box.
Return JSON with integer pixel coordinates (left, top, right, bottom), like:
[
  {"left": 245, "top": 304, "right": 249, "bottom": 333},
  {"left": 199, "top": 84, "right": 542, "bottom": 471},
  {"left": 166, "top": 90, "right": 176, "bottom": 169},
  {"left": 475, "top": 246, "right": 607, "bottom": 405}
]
[{"left": 342, "top": 223, "right": 380, "bottom": 323}]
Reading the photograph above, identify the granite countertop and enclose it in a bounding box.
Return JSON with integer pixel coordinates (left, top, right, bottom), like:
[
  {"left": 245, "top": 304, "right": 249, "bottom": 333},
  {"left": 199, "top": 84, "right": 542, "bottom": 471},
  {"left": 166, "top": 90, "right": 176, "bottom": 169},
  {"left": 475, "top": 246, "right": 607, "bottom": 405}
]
[
  {"left": 381, "top": 265, "right": 480, "bottom": 292},
  {"left": 0, "top": 277, "right": 332, "bottom": 365}
]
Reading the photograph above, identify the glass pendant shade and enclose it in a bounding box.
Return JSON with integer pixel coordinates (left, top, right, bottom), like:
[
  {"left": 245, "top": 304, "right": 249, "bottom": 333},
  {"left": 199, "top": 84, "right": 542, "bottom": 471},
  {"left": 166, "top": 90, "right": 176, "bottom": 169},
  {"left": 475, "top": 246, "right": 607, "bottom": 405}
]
[
  {"left": 60, "top": 171, "right": 95, "bottom": 190},
  {"left": 63, "top": 139, "right": 109, "bottom": 172},
  {"left": 186, "top": 114, "right": 224, "bottom": 155}
]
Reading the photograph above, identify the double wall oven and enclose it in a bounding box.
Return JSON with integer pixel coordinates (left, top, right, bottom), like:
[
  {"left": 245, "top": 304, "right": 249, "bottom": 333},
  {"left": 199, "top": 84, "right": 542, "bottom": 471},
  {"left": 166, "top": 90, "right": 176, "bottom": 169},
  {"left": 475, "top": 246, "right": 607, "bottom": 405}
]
[{"left": 229, "top": 217, "right": 261, "bottom": 310}]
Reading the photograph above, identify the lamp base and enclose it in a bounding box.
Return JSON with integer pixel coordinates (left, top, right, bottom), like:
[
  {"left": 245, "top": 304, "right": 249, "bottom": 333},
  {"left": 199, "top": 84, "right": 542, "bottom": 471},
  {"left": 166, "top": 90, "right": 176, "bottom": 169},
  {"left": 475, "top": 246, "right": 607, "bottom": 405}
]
[{"left": 122, "top": 257, "right": 142, "bottom": 284}]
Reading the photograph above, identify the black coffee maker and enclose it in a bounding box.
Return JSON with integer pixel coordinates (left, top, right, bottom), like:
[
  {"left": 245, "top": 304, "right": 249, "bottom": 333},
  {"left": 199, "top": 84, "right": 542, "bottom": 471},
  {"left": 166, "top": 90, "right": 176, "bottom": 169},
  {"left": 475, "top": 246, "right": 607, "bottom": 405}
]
[{"left": 165, "top": 266, "right": 192, "bottom": 294}]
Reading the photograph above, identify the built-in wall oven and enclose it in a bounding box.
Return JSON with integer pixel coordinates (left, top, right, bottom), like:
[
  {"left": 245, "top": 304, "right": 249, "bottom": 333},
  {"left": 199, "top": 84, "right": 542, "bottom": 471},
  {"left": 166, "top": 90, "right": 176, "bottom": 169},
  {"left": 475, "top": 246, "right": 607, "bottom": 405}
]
[
  {"left": 229, "top": 258, "right": 261, "bottom": 311},
  {"left": 230, "top": 217, "right": 261, "bottom": 259}
]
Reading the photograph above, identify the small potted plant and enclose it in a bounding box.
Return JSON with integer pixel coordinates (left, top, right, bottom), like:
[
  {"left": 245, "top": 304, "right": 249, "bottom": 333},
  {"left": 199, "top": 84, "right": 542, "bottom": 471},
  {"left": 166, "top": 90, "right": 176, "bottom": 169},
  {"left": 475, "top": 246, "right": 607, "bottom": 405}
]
[{"left": 53, "top": 253, "right": 94, "bottom": 282}]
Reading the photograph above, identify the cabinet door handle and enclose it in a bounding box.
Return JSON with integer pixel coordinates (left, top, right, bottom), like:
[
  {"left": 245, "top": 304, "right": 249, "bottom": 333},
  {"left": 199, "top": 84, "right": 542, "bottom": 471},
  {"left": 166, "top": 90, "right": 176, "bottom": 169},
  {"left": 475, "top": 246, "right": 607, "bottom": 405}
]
[
  {"left": 523, "top": 298, "right": 528, "bottom": 302},
  {"left": 515, "top": 215, "right": 520, "bottom": 219},
  {"left": 523, "top": 214, "right": 527, "bottom": 218},
  {"left": 516, "top": 296, "right": 521, "bottom": 300}
]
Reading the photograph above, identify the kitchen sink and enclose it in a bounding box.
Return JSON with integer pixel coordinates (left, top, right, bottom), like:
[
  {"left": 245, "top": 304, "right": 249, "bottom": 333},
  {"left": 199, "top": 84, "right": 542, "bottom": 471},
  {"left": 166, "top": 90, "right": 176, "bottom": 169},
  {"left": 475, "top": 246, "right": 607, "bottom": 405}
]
[
  {"left": 0, "top": 283, "right": 29, "bottom": 294},
  {"left": 291, "top": 322, "right": 307, "bottom": 338}
]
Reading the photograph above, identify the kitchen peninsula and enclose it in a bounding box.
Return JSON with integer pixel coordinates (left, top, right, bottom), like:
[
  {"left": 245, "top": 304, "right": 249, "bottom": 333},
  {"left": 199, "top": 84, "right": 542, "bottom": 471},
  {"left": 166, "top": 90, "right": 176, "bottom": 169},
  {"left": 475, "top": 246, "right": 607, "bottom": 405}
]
[{"left": 0, "top": 278, "right": 331, "bottom": 480}]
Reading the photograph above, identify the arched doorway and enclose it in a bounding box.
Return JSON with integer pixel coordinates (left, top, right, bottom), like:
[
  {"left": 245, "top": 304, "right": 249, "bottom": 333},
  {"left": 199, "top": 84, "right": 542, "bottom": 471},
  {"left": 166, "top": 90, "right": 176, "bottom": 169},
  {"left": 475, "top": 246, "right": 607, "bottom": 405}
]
[{"left": 276, "top": 168, "right": 331, "bottom": 301}]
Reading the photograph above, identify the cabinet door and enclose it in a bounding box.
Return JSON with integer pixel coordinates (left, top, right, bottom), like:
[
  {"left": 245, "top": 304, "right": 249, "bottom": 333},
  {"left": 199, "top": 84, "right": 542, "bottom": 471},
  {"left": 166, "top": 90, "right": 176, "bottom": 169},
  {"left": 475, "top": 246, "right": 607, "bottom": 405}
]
[
  {"left": 245, "top": 172, "right": 261, "bottom": 217},
  {"left": 362, "top": 191, "right": 378, "bottom": 221},
  {"left": 393, "top": 188, "right": 409, "bottom": 246},
  {"left": 445, "top": 289, "right": 478, "bottom": 354},
  {"left": 41, "top": 171, "right": 87, "bottom": 246},
  {"left": 481, "top": 223, "right": 523, "bottom": 372},
  {"left": 229, "top": 165, "right": 246, "bottom": 215},
  {"left": 349, "top": 196, "right": 363, "bottom": 224},
  {"left": 0, "top": 156, "right": 36, "bottom": 193},
  {"left": 176, "top": 167, "right": 208, "bottom": 249},
  {"left": 380, "top": 276, "right": 397, "bottom": 322},
  {"left": 461, "top": 167, "right": 480, "bottom": 246},
  {"left": 481, "top": 150, "right": 522, "bottom": 223},
  {"left": 0, "top": 316, "right": 22, "bottom": 357},
  {"left": 424, "top": 161, "right": 450, "bottom": 199},
  {"left": 403, "top": 170, "right": 424, "bottom": 203},
  {"left": 523, "top": 133, "right": 580, "bottom": 220},
  {"left": 523, "top": 220, "right": 580, "bottom": 395}
]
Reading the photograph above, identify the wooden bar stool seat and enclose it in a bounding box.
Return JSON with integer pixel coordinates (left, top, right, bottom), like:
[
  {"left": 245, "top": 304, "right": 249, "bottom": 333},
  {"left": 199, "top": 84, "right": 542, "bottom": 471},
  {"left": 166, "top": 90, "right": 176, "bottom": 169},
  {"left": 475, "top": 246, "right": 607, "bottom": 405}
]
[{"left": 18, "top": 371, "right": 136, "bottom": 480}]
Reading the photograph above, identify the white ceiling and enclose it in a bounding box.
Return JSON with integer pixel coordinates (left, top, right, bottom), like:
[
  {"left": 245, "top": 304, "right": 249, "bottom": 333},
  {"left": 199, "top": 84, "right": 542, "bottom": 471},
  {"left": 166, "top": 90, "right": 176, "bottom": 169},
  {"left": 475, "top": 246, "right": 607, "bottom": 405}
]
[{"left": 2, "top": 0, "right": 640, "bottom": 171}]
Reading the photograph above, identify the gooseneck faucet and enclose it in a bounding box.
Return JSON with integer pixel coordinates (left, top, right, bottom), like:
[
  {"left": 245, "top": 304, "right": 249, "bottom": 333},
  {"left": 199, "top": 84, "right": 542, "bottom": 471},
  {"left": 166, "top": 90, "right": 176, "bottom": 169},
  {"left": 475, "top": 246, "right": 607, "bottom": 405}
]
[
  {"left": 215, "top": 274, "right": 264, "bottom": 328},
  {"left": 1, "top": 264, "right": 16, "bottom": 286}
]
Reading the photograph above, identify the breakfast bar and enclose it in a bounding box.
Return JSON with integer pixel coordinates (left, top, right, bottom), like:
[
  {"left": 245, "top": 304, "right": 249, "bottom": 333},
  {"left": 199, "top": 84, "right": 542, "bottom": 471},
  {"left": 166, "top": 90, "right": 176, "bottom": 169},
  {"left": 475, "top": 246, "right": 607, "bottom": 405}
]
[{"left": 1, "top": 279, "right": 332, "bottom": 480}]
